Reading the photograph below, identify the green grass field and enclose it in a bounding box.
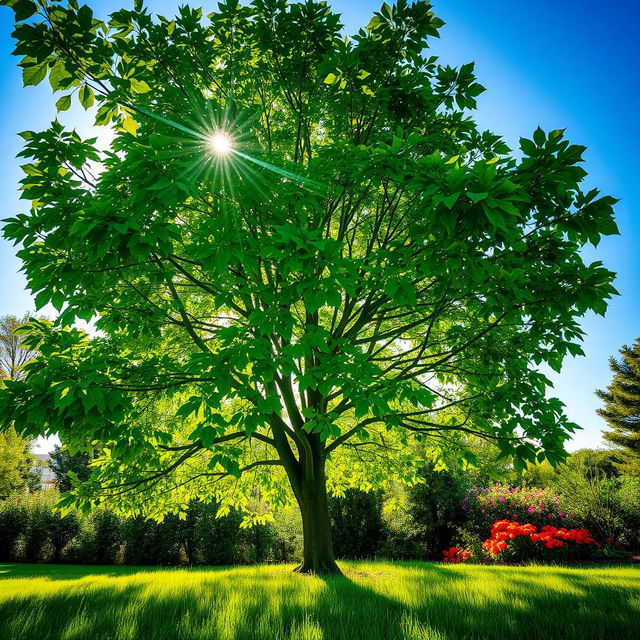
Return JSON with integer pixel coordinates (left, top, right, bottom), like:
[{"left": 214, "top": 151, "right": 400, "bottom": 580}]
[{"left": 1, "top": 561, "right": 638, "bottom": 640}]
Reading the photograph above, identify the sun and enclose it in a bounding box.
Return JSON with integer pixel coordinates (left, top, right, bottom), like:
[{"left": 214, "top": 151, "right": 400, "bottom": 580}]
[{"left": 207, "top": 132, "right": 233, "bottom": 156}]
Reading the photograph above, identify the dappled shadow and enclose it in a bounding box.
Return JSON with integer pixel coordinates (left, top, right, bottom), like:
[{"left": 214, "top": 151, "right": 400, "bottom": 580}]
[{"left": 0, "top": 562, "right": 638, "bottom": 640}]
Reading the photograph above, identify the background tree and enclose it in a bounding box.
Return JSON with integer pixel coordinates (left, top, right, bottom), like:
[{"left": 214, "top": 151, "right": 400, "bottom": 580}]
[
  {"left": 596, "top": 339, "right": 640, "bottom": 467},
  {"left": 0, "top": 0, "right": 618, "bottom": 574},
  {"left": 0, "top": 427, "right": 38, "bottom": 498},
  {"left": 0, "top": 315, "right": 36, "bottom": 380},
  {"left": 0, "top": 314, "right": 39, "bottom": 497},
  {"left": 49, "top": 444, "right": 93, "bottom": 493}
]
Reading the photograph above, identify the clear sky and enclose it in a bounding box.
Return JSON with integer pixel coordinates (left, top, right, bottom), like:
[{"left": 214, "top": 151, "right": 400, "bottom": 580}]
[{"left": 1, "top": 1, "right": 639, "bottom": 452}]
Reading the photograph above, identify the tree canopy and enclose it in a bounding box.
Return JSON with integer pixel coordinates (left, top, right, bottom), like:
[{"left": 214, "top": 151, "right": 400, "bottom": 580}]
[{"left": 0, "top": 0, "right": 618, "bottom": 572}]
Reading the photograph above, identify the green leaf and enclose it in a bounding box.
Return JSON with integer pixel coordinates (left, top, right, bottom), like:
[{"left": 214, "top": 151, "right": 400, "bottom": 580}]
[
  {"left": 22, "top": 63, "right": 47, "bottom": 87},
  {"left": 55, "top": 95, "right": 72, "bottom": 112},
  {"left": 123, "top": 116, "right": 138, "bottom": 136},
  {"left": 467, "top": 192, "right": 488, "bottom": 204},
  {"left": 130, "top": 78, "right": 151, "bottom": 93},
  {"left": 79, "top": 85, "right": 95, "bottom": 109},
  {"left": 13, "top": 0, "right": 38, "bottom": 22},
  {"left": 323, "top": 73, "right": 338, "bottom": 85}
]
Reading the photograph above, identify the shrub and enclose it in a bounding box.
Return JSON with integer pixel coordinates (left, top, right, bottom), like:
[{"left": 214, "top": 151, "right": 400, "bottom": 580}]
[
  {"left": 406, "top": 467, "right": 469, "bottom": 558},
  {"left": 441, "top": 547, "right": 471, "bottom": 563},
  {"left": 552, "top": 455, "right": 640, "bottom": 548},
  {"left": 195, "top": 504, "right": 244, "bottom": 566},
  {"left": 22, "top": 493, "right": 56, "bottom": 562},
  {"left": 329, "top": 489, "right": 385, "bottom": 559},
  {"left": 70, "top": 508, "right": 122, "bottom": 564},
  {"left": 121, "top": 516, "right": 183, "bottom": 565},
  {"left": 49, "top": 509, "right": 81, "bottom": 561},
  {"left": 270, "top": 506, "right": 303, "bottom": 562},
  {"left": 0, "top": 497, "right": 28, "bottom": 561},
  {"left": 463, "top": 483, "right": 575, "bottom": 535}
]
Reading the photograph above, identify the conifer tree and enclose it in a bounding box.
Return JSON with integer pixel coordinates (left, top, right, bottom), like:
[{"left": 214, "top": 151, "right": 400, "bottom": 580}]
[{"left": 596, "top": 339, "right": 640, "bottom": 463}]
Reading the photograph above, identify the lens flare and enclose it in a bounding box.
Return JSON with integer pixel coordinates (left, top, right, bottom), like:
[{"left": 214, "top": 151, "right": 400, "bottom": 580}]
[{"left": 208, "top": 132, "right": 233, "bottom": 155}]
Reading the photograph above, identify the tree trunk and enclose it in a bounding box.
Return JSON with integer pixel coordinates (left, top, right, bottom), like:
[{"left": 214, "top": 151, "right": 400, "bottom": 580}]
[{"left": 293, "top": 456, "right": 341, "bottom": 575}]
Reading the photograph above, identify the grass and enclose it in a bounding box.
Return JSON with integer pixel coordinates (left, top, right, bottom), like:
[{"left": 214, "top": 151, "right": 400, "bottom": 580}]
[{"left": 0, "top": 561, "right": 638, "bottom": 640}]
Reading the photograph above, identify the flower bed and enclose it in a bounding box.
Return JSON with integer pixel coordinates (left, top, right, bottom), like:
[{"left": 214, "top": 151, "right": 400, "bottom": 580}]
[{"left": 482, "top": 519, "right": 600, "bottom": 562}]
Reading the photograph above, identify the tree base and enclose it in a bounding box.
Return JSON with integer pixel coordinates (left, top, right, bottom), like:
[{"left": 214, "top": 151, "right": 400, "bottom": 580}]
[{"left": 293, "top": 561, "right": 343, "bottom": 576}]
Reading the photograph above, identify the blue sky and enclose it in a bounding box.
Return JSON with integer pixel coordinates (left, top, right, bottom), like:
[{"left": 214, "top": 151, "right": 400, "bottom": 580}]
[{"left": 1, "top": 1, "right": 639, "bottom": 451}]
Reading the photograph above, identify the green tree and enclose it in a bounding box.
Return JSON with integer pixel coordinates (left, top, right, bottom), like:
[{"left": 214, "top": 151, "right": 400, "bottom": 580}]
[
  {"left": 49, "top": 444, "right": 92, "bottom": 493},
  {"left": 596, "top": 339, "right": 640, "bottom": 466},
  {"left": 0, "top": 0, "right": 618, "bottom": 574},
  {"left": 0, "top": 426, "right": 37, "bottom": 498},
  {"left": 0, "top": 315, "right": 39, "bottom": 497}
]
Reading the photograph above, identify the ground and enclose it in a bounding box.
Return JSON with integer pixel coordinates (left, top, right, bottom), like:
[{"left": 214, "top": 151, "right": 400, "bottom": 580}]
[{"left": 1, "top": 561, "right": 638, "bottom": 640}]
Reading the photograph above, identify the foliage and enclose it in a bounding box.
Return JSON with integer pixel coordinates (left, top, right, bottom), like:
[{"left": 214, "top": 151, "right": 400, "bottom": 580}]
[
  {"left": 1, "top": 562, "right": 640, "bottom": 640},
  {"left": 121, "top": 515, "right": 184, "bottom": 566},
  {"left": 596, "top": 339, "right": 640, "bottom": 467},
  {"left": 405, "top": 466, "right": 469, "bottom": 558},
  {"left": 0, "top": 0, "right": 619, "bottom": 573},
  {"left": 462, "top": 483, "right": 575, "bottom": 536},
  {"left": 69, "top": 507, "right": 122, "bottom": 564},
  {"left": 328, "top": 488, "right": 385, "bottom": 559},
  {"left": 0, "top": 497, "right": 28, "bottom": 561},
  {"left": 48, "top": 444, "right": 92, "bottom": 493},
  {"left": 0, "top": 314, "right": 37, "bottom": 380},
  {"left": 551, "top": 450, "right": 639, "bottom": 546},
  {"left": 0, "top": 426, "right": 38, "bottom": 499}
]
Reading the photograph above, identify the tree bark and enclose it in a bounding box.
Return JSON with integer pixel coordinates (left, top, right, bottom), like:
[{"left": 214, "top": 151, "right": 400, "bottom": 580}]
[{"left": 293, "top": 453, "right": 341, "bottom": 575}]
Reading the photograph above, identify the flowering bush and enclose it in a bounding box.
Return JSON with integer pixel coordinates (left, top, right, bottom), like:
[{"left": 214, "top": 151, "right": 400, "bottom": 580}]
[
  {"left": 462, "top": 483, "right": 576, "bottom": 534},
  {"left": 441, "top": 546, "right": 470, "bottom": 563},
  {"left": 482, "top": 519, "right": 600, "bottom": 562}
]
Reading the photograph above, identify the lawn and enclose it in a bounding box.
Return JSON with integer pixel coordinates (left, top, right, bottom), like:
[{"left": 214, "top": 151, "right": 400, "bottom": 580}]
[{"left": 0, "top": 561, "right": 638, "bottom": 640}]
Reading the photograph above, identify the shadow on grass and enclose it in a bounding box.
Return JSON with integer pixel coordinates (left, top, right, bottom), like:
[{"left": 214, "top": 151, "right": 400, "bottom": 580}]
[
  {"left": 0, "top": 562, "right": 638, "bottom": 640},
  {"left": 0, "top": 563, "right": 228, "bottom": 581}
]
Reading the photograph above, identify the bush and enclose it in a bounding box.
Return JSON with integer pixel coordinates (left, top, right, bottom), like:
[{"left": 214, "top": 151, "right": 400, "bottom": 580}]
[
  {"left": 22, "top": 493, "right": 56, "bottom": 562},
  {"left": 196, "top": 504, "right": 244, "bottom": 566},
  {"left": 70, "top": 508, "right": 122, "bottom": 564},
  {"left": 551, "top": 453, "right": 640, "bottom": 549},
  {"left": 406, "top": 467, "right": 469, "bottom": 559},
  {"left": 0, "top": 497, "right": 28, "bottom": 561},
  {"left": 49, "top": 509, "right": 81, "bottom": 561},
  {"left": 329, "top": 489, "right": 385, "bottom": 559},
  {"left": 463, "top": 483, "right": 575, "bottom": 536},
  {"left": 270, "top": 507, "right": 303, "bottom": 562},
  {"left": 122, "top": 515, "right": 184, "bottom": 565}
]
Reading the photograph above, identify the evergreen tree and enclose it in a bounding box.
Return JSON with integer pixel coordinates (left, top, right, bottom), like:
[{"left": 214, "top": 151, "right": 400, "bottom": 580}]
[{"left": 596, "top": 339, "right": 640, "bottom": 463}]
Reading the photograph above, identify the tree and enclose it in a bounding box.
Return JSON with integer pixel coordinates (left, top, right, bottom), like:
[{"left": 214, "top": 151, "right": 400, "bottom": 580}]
[
  {"left": 0, "top": 426, "right": 37, "bottom": 498},
  {"left": 49, "top": 444, "right": 93, "bottom": 492},
  {"left": 0, "top": 315, "right": 36, "bottom": 380},
  {"left": 0, "top": 315, "right": 39, "bottom": 497},
  {"left": 596, "top": 339, "right": 640, "bottom": 465},
  {"left": 0, "top": 0, "right": 618, "bottom": 574}
]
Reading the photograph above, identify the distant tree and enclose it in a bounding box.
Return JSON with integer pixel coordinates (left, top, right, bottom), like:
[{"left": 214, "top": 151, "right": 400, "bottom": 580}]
[
  {"left": 0, "top": 316, "right": 39, "bottom": 497},
  {"left": 0, "top": 426, "right": 37, "bottom": 498},
  {"left": 0, "top": 315, "right": 36, "bottom": 380},
  {"left": 49, "top": 444, "right": 93, "bottom": 493},
  {"left": 0, "top": 0, "right": 618, "bottom": 574},
  {"left": 596, "top": 339, "right": 640, "bottom": 465}
]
